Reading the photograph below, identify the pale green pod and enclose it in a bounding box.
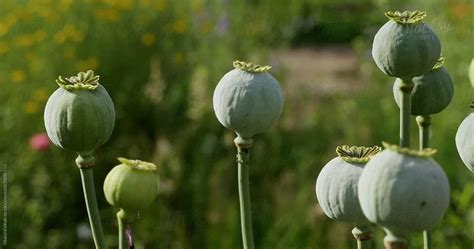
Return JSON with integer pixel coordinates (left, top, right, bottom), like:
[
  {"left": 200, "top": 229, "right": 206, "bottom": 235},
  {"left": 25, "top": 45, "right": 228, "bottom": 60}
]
[
  {"left": 358, "top": 143, "right": 450, "bottom": 236},
  {"left": 103, "top": 158, "right": 159, "bottom": 213},
  {"left": 44, "top": 70, "right": 115, "bottom": 154},
  {"left": 393, "top": 58, "right": 454, "bottom": 115},
  {"left": 315, "top": 145, "right": 380, "bottom": 225},
  {"left": 372, "top": 11, "right": 441, "bottom": 78},
  {"left": 455, "top": 112, "right": 474, "bottom": 172},
  {"left": 213, "top": 61, "right": 284, "bottom": 139}
]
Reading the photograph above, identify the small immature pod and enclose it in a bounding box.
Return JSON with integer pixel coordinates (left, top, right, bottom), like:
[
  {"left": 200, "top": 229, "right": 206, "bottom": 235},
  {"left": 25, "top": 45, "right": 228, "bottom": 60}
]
[
  {"left": 372, "top": 11, "right": 441, "bottom": 78},
  {"left": 44, "top": 70, "right": 115, "bottom": 154},
  {"left": 103, "top": 158, "right": 159, "bottom": 218},
  {"left": 213, "top": 61, "right": 284, "bottom": 139},
  {"left": 315, "top": 145, "right": 381, "bottom": 225},
  {"left": 358, "top": 142, "right": 450, "bottom": 239},
  {"left": 393, "top": 57, "right": 454, "bottom": 115}
]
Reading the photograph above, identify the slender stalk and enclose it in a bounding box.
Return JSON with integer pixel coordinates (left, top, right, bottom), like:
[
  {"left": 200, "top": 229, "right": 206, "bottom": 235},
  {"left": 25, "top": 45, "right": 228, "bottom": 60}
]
[
  {"left": 235, "top": 136, "right": 255, "bottom": 249},
  {"left": 416, "top": 115, "right": 431, "bottom": 150},
  {"left": 398, "top": 78, "right": 414, "bottom": 148},
  {"left": 352, "top": 225, "right": 374, "bottom": 249},
  {"left": 423, "top": 231, "right": 432, "bottom": 249},
  {"left": 117, "top": 211, "right": 127, "bottom": 249},
  {"left": 79, "top": 167, "right": 108, "bottom": 248},
  {"left": 416, "top": 115, "right": 432, "bottom": 249},
  {"left": 76, "top": 153, "right": 107, "bottom": 248}
]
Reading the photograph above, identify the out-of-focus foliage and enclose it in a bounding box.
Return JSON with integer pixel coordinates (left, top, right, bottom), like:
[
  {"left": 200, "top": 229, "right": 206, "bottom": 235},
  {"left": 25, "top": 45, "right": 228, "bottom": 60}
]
[{"left": 0, "top": 0, "right": 472, "bottom": 248}]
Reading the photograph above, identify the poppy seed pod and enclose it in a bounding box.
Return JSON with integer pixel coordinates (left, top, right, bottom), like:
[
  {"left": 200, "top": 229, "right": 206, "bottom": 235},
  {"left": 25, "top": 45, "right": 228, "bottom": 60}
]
[
  {"left": 358, "top": 142, "right": 450, "bottom": 238},
  {"left": 44, "top": 70, "right": 115, "bottom": 154},
  {"left": 316, "top": 145, "right": 381, "bottom": 225},
  {"left": 372, "top": 11, "right": 441, "bottom": 78},
  {"left": 393, "top": 57, "right": 454, "bottom": 115},
  {"left": 103, "top": 158, "right": 159, "bottom": 216},
  {"left": 455, "top": 110, "right": 474, "bottom": 172},
  {"left": 213, "top": 61, "right": 284, "bottom": 139}
]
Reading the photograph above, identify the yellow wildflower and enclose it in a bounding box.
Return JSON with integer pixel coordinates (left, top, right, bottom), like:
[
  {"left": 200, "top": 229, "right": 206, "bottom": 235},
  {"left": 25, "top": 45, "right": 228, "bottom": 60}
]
[
  {"left": 75, "top": 57, "right": 99, "bottom": 71},
  {"left": 33, "top": 88, "right": 49, "bottom": 102},
  {"left": 58, "top": 0, "right": 73, "bottom": 11},
  {"left": 24, "top": 101, "right": 39, "bottom": 114},
  {"left": 54, "top": 24, "right": 84, "bottom": 44},
  {"left": 172, "top": 19, "right": 187, "bottom": 34},
  {"left": 153, "top": 0, "right": 166, "bottom": 12},
  {"left": 0, "top": 42, "right": 8, "bottom": 54},
  {"left": 0, "top": 22, "right": 11, "bottom": 37},
  {"left": 14, "top": 34, "right": 36, "bottom": 47},
  {"left": 101, "top": 0, "right": 133, "bottom": 11},
  {"left": 94, "top": 8, "right": 121, "bottom": 22},
  {"left": 10, "top": 70, "right": 26, "bottom": 83},
  {"left": 141, "top": 32, "right": 155, "bottom": 46}
]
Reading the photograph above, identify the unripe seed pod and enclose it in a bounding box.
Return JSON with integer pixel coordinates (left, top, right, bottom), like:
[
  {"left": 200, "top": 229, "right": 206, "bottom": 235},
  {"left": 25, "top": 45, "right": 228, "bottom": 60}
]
[
  {"left": 213, "top": 61, "right": 284, "bottom": 139},
  {"left": 44, "top": 70, "right": 115, "bottom": 154},
  {"left": 358, "top": 142, "right": 450, "bottom": 237},
  {"left": 455, "top": 109, "right": 474, "bottom": 172},
  {"left": 103, "top": 158, "right": 159, "bottom": 214},
  {"left": 372, "top": 11, "right": 441, "bottom": 78},
  {"left": 316, "top": 145, "right": 381, "bottom": 225},
  {"left": 393, "top": 57, "right": 454, "bottom": 115}
]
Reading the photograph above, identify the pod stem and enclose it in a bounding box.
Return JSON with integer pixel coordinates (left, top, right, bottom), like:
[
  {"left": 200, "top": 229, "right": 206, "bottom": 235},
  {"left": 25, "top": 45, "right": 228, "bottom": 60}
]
[
  {"left": 416, "top": 115, "right": 433, "bottom": 249},
  {"left": 423, "top": 231, "right": 432, "bottom": 249},
  {"left": 398, "top": 78, "right": 414, "bottom": 148},
  {"left": 234, "top": 136, "right": 255, "bottom": 249},
  {"left": 352, "top": 225, "right": 374, "bottom": 249},
  {"left": 79, "top": 166, "right": 108, "bottom": 249},
  {"left": 117, "top": 211, "right": 127, "bottom": 249}
]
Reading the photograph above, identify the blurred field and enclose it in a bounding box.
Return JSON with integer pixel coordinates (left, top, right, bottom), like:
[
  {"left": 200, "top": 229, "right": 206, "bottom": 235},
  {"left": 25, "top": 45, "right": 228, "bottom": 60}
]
[{"left": 0, "top": 0, "right": 472, "bottom": 248}]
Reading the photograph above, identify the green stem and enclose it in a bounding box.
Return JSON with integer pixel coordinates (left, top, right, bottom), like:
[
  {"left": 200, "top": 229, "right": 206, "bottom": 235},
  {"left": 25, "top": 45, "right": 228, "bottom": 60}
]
[
  {"left": 235, "top": 136, "right": 255, "bottom": 249},
  {"left": 79, "top": 167, "right": 108, "bottom": 249},
  {"left": 352, "top": 225, "right": 374, "bottom": 249},
  {"left": 76, "top": 153, "right": 107, "bottom": 248},
  {"left": 117, "top": 211, "right": 127, "bottom": 249},
  {"left": 416, "top": 115, "right": 431, "bottom": 150},
  {"left": 423, "top": 231, "right": 432, "bottom": 249},
  {"left": 416, "top": 115, "right": 432, "bottom": 249},
  {"left": 399, "top": 78, "right": 414, "bottom": 148}
]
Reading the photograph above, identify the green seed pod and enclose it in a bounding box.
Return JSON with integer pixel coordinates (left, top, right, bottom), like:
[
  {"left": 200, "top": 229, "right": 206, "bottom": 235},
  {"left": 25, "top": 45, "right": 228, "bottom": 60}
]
[
  {"left": 44, "top": 70, "right": 115, "bottom": 154},
  {"left": 103, "top": 158, "right": 159, "bottom": 215},
  {"left": 213, "top": 61, "right": 284, "bottom": 139},
  {"left": 358, "top": 142, "right": 450, "bottom": 237},
  {"left": 372, "top": 11, "right": 441, "bottom": 78},
  {"left": 316, "top": 145, "right": 381, "bottom": 225},
  {"left": 393, "top": 57, "right": 454, "bottom": 115},
  {"left": 455, "top": 110, "right": 474, "bottom": 172}
]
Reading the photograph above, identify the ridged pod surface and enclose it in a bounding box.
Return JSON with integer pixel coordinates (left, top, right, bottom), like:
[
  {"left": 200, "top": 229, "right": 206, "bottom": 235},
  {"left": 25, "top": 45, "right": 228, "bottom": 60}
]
[
  {"left": 455, "top": 112, "right": 474, "bottom": 172},
  {"left": 103, "top": 158, "right": 159, "bottom": 213},
  {"left": 315, "top": 146, "right": 380, "bottom": 225},
  {"left": 358, "top": 143, "right": 450, "bottom": 236},
  {"left": 44, "top": 71, "right": 115, "bottom": 153},
  {"left": 213, "top": 61, "right": 283, "bottom": 139},
  {"left": 393, "top": 59, "right": 454, "bottom": 115},
  {"left": 372, "top": 11, "right": 441, "bottom": 78}
]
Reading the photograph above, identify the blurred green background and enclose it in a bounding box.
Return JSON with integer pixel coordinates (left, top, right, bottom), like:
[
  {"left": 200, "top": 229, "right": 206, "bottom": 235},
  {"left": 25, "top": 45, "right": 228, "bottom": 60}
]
[{"left": 0, "top": 0, "right": 472, "bottom": 248}]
